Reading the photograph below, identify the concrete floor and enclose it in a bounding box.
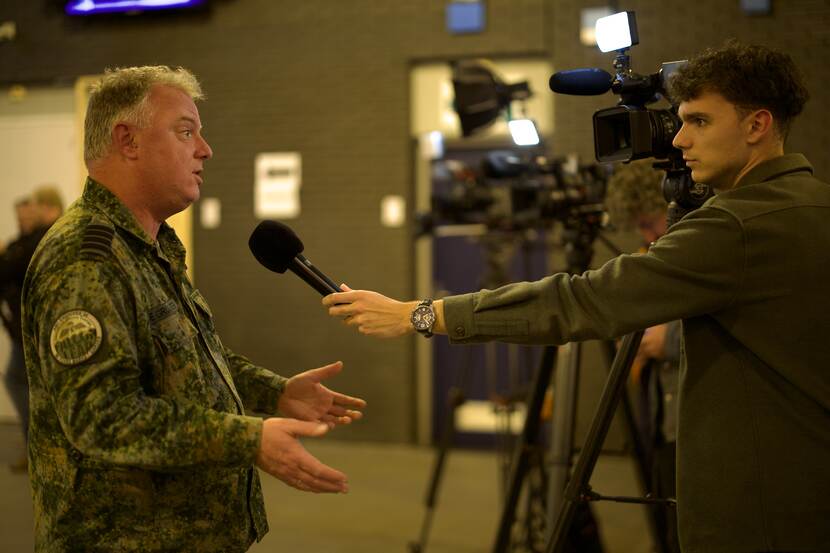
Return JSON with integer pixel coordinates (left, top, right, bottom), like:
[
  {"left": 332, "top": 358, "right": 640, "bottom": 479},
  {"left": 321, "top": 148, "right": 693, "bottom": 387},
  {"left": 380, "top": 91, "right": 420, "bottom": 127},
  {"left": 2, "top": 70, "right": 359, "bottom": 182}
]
[{"left": 0, "top": 422, "right": 654, "bottom": 553}]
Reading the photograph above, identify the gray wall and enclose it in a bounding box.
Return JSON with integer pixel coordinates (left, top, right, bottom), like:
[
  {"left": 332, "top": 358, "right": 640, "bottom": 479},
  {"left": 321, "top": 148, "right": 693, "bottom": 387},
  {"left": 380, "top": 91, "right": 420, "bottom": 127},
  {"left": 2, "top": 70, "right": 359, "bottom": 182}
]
[{"left": 2, "top": 0, "right": 827, "bottom": 443}]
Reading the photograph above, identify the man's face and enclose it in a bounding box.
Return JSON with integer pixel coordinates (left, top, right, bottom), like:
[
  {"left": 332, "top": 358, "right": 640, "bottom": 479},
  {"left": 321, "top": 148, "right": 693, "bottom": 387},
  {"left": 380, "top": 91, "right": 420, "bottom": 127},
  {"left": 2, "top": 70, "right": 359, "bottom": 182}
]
[
  {"left": 34, "top": 202, "right": 61, "bottom": 226},
  {"left": 672, "top": 90, "right": 752, "bottom": 191},
  {"left": 16, "top": 203, "right": 37, "bottom": 234},
  {"left": 133, "top": 85, "right": 213, "bottom": 220}
]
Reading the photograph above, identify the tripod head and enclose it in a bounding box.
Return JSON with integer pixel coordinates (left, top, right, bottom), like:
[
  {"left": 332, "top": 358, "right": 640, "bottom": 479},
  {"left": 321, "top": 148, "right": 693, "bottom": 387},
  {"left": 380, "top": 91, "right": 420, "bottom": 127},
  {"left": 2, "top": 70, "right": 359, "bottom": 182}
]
[{"left": 654, "top": 151, "right": 714, "bottom": 227}]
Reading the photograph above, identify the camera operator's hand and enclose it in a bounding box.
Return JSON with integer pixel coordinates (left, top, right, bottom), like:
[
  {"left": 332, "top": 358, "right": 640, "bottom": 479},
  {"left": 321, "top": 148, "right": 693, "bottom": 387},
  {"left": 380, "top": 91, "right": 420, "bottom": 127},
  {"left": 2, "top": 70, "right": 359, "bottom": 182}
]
[
  {"left": 256, "top": 417, "right": 349, "bottom": 494},
  {"left": 323, "top": 285, "right": 444, "bottom": 338},
  {"left": 639, "top": 324, "right": 668, "bottom": 360},
  {"left": 629, "top": 324, "right": 669, "bottom": 383}
]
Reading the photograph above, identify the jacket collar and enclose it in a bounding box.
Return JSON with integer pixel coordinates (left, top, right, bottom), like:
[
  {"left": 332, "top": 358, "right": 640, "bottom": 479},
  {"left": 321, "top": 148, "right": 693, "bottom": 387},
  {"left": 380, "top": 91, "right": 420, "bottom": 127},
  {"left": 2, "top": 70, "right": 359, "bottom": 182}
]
[
  {"left": 735, "top": 153, "right": 813, "bottom": 188},
  {"left": 81, "top": 177, "right": 188, "bottom": 273}
]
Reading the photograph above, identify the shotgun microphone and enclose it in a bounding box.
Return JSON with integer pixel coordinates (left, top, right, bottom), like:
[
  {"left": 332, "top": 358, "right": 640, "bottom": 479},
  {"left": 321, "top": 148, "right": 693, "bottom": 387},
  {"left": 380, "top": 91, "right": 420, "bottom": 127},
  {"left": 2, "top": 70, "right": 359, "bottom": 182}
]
[{"left": 549, "top": 68, "right": 614, "bottom": 95}]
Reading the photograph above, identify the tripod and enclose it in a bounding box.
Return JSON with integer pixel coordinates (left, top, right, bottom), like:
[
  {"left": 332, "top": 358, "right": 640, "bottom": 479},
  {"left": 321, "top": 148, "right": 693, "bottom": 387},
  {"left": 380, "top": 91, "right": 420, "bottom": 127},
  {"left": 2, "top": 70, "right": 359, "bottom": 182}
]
[
  {"left": 409, "top": 229, "right": 541, "bottom": 553},
  {"left": 490, "top": 207, "right": 662, "bottom": 553},
  {"left": 543, "top": 156, "right": 713, "bottom": 553}
]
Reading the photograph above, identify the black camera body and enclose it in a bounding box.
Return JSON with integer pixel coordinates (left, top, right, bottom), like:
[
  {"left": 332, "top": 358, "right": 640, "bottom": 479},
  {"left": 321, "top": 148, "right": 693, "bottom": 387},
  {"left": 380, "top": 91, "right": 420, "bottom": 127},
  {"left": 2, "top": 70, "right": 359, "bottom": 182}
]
[
  {"left": 547, "top": 10, "right": 686, "bottom": 164},
  {"left": 549, "top": 10, "right": 712, "bottom": 222},
  {"left": 592, "top": 60, "right": 686, "bottom": 163}
]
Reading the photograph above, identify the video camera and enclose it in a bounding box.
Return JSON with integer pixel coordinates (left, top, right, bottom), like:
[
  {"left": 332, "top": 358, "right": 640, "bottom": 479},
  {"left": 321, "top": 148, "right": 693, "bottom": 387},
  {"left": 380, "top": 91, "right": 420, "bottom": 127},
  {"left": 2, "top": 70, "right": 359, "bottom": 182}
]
[
  {"left": 549, "top": 10, "right": 713, "bottom": 222},
  {"left": 417, "top": 152, "right": 608, "bottom": 237},
  {"left": 549, "top": 11, "right": 686, "bottom": 163}
]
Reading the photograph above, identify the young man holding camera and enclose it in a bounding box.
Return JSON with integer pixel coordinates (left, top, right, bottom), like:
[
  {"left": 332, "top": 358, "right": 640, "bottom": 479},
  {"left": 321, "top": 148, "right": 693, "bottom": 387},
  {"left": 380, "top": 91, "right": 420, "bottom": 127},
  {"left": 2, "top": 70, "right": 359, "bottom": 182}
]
[{"left": 324, "top": 42, "right": 829, "bottom": 552}]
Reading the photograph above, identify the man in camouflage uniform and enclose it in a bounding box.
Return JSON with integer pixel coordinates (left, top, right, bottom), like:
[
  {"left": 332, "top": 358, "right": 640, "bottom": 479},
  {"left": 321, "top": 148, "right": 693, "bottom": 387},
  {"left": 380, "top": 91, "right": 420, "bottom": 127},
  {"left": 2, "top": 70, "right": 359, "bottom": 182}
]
[{"left": 22, "top": 66, "right": 366, "bottom": 552}]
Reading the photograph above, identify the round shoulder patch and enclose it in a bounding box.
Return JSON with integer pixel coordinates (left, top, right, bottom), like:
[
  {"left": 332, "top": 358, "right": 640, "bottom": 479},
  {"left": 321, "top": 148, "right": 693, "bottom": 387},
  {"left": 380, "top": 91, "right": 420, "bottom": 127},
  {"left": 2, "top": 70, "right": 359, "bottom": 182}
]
[{"left": 50, "top": 310, "right": 103, "bottom": 366}]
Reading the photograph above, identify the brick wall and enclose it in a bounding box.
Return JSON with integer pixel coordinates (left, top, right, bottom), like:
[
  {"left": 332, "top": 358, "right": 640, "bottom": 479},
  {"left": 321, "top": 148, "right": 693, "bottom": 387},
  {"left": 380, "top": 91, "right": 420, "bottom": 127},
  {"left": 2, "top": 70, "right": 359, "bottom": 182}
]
[{"left": 2, "top": 0, "right": 826, "bottom": 442}]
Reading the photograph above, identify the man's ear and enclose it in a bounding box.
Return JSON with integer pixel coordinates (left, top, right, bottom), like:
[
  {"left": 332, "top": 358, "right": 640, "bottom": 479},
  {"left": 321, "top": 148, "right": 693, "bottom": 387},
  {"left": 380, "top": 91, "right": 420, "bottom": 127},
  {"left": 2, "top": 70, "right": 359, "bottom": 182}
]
[
  {"left": 746, "top": 109, "right": 775, "bottom": 145},
  {"left": 112, "top": 123, "right": 139, "bottom": 160}
]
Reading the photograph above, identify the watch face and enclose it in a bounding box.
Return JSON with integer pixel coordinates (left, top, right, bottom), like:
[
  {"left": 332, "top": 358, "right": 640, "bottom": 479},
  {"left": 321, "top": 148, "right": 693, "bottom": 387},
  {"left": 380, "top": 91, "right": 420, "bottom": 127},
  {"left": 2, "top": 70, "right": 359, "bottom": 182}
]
[{"left": 412, "top": 306, "right": 436, "bottom": 330}]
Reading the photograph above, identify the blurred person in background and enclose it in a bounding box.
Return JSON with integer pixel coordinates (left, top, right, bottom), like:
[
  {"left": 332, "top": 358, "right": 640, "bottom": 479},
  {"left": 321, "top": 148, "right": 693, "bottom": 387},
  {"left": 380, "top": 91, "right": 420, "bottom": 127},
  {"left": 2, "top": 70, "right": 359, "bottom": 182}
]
[{"left": 1, "top": 187, "right": 64, "bottom": 473}]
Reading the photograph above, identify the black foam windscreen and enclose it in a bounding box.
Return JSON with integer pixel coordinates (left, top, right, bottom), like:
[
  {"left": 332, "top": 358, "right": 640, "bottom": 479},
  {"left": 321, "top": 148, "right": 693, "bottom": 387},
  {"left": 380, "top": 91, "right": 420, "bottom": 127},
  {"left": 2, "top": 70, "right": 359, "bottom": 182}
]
[
  {"left": 549, "top": 68, "right": 613, "bottom": 96},
  {"left": 248, "top": 220, "right": 304, "bottom": 274}
]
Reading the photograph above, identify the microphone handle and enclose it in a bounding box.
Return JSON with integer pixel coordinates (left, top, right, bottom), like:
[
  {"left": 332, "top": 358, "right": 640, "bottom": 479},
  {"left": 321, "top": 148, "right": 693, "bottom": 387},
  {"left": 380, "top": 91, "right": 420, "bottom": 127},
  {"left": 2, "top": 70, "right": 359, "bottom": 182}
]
[
  {"left": 298, "top": 254, "right": 342, "bottom": 292},
  {"left": 290, "top": 255, "right": 340, "bottom": 296}
]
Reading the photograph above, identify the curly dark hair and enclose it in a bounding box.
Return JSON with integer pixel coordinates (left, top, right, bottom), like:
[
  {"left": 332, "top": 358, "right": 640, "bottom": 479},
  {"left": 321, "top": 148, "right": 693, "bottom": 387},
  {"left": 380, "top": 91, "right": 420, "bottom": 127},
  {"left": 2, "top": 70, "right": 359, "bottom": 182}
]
[{"left": 670, "top": 40, "right": 810, "bottom": 138}]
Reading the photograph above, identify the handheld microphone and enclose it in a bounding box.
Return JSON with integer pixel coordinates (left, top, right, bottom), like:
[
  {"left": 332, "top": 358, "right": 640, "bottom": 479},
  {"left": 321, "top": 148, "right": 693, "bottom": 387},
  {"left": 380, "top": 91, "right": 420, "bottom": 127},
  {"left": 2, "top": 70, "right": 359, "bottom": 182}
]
[
  {"left": 248, "top": 220, "right": 340, "bottom": 296},
  {"left": 549, "top": 68, "right": 614, "bottom": 96}
]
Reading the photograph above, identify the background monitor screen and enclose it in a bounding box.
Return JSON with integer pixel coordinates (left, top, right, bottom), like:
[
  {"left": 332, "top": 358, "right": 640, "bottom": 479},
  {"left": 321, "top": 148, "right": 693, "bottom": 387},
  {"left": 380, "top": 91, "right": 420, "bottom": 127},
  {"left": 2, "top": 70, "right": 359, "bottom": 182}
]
[{"left": 66, "top": 0, "right": 207, "bottom": 16}]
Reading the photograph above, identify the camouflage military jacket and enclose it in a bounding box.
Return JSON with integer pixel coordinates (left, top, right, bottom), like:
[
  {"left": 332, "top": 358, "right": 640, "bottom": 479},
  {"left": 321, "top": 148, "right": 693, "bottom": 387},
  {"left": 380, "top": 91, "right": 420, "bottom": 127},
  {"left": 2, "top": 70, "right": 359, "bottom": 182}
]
[{"left": 21, "top": 178, "right": 287, "bottom": 552}]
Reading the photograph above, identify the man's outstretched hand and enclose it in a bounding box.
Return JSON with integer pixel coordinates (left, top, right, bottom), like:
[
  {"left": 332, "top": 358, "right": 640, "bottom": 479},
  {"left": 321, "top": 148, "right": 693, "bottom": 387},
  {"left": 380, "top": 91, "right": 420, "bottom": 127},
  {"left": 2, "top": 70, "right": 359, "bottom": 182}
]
[
  {"left": 256, "top": 417, "right": 349, "bottom": 494},
  {"left": 278, "top": 361, "right": 366, "bottom": 427}
]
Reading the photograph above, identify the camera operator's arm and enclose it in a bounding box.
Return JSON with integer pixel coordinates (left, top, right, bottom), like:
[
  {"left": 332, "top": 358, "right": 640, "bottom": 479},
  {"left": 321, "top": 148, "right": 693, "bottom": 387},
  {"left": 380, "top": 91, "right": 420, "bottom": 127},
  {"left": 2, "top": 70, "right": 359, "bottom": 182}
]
[
  {"left": 325, "top": 205, "right": 746, "bottom": 345},
  {"left": 323, "top": 286, "right": 448, "bottom": 338}
]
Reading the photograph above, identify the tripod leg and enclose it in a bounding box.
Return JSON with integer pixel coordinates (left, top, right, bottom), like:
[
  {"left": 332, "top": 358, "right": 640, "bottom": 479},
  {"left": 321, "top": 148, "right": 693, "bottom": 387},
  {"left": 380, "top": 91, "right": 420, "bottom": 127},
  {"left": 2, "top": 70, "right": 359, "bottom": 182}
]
[
  {"left": 409, "top": 354, "right": 472, "bottom": 553},
  {"left": 491, "top": 345, "right": 558, "bottom": 553},
  {"left": 600, "top": 341, "right": 671, "bottom": 553},
  {"left": 545, "top": 330, "right": 645, "bottom": 553},
  {"left": 545, "top": 342, "right": 581, "bottom": 540}
]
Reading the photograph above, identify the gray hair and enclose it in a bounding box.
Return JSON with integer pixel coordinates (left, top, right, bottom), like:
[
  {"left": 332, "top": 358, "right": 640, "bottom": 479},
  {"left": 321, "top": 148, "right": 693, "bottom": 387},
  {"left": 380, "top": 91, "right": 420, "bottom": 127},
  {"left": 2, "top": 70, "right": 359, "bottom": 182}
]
[
  {"left": 84, "top": 66, "right": 204, "bottom": 164},
  {"left": 604, "top": 160, "right": 666, "bottom": 230}
]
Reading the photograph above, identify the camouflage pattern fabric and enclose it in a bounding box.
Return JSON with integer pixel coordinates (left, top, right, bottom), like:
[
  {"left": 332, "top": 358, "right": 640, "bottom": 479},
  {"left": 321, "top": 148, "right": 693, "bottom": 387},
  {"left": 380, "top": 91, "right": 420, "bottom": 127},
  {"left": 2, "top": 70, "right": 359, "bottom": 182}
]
[{"left": 22, "top": 178, "right": 287, "bottom": 552}]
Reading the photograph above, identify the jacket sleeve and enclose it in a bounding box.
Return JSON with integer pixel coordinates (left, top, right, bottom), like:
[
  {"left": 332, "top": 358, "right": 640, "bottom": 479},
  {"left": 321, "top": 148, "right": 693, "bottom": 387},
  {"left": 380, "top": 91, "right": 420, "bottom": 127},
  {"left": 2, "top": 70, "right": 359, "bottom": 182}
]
[
  {"left": 443, "top": 205, "right": 746, "bottom": 345},
  {"left": 29, "top": 259, "right": 263, "bottom": 472},
  {"left": 223, "top": 348, "right": 286, "bottom": 415}
]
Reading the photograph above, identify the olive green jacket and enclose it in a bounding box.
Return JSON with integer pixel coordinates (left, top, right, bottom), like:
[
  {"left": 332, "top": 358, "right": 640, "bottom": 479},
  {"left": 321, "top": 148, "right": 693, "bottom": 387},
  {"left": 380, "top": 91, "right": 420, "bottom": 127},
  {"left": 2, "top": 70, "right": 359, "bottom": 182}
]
[
  {"left": 444, "top": 154, "right": 830, "bottom": 553},
  {"left": 22, "top": 179, "right": 287, "bottom": 552}
]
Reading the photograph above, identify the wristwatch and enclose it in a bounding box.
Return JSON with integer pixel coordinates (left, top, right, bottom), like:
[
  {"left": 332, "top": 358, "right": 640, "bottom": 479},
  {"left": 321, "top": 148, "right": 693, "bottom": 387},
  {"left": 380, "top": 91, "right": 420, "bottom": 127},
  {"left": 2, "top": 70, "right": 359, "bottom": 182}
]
[{"left": 410, "top": 299, "right": 436, "bottom": 338}]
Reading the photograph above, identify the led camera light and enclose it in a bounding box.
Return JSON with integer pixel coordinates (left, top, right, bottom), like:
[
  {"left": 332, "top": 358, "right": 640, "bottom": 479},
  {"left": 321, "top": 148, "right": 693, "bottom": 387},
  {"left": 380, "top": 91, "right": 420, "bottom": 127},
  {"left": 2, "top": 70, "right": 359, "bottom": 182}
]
[{"left": 595, "top": 11, "right": 639, "bottom": 53}]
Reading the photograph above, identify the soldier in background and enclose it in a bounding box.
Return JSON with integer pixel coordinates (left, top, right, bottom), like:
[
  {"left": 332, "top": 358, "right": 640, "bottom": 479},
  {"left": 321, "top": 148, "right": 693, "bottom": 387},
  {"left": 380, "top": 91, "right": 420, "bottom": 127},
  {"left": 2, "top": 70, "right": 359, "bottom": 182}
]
[
  {"left": 1, "top": 187, "right": 64, "bottom": 473},
  {"left": 22, "top": 66, "right": 366, "bottom": 552},
  {"left": 604, "top": 160, "right": 681, "bottom": 553}
]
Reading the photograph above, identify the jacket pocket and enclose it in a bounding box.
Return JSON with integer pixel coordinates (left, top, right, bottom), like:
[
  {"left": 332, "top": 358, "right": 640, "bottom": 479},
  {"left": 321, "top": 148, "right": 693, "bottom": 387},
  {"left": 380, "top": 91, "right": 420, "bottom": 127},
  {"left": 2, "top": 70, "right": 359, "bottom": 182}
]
[{"left": 151, "top": 312, "right": 205, "bottom": 395}]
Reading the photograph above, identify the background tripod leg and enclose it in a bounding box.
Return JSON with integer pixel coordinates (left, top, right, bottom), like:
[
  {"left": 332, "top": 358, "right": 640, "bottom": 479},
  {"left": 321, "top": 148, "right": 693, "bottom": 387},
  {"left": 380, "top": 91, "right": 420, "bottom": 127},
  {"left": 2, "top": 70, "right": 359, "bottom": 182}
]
[
  {"left": 408, "top": 353, "right": 473, "bottom": 553},
  {"left": 490, "top": 345, "right": 558, "bottom": 553},
  {"left": 600, "top": 341, "right": 671, "bottom": 553},
  {"left": 545, "top": 342, "right": 581, "bottom": 537},
  {"left": 545, "top": 330, "right": 644, "bottom": 553}
]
